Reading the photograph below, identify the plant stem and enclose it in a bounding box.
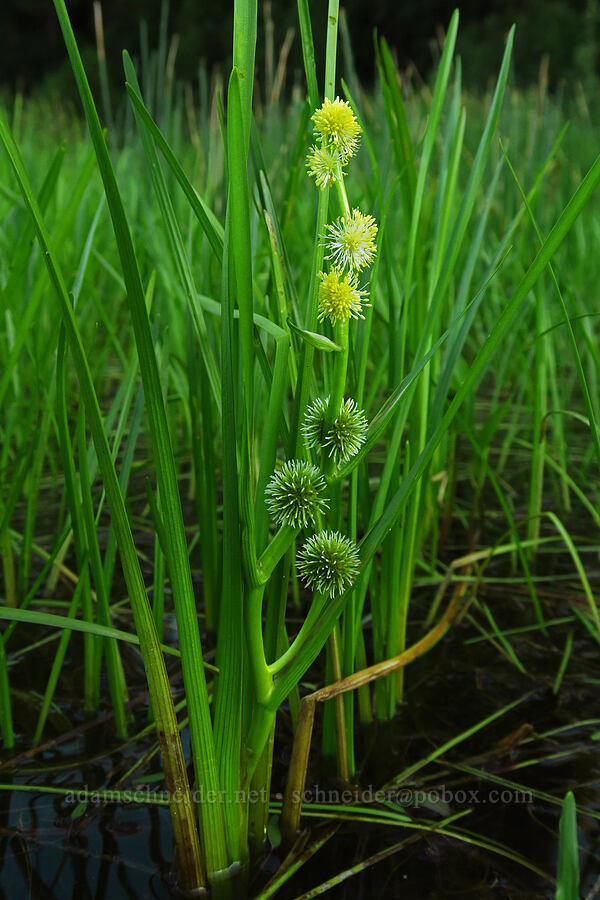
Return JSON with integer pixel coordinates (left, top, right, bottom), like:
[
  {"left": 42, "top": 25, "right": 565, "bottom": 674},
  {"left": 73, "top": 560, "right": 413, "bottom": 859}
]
[
  {"left": 290, "top": 0, "right": 340, "bottom": 458},
  {"left": 280, "top": 590, "right": 462, "bottom": 840},
  {"left": 327, "top": 624, "right": 349, "bottom": 780},
  {"left": 246, "top": 585, "right": 274, "bottom": 705},
  {"left": 257, "top": 525, "right": 298, "bottom": 583},
  {"left": 324, "top": 0, "right": 340, "bottom": 100},
  {"left": 0, "top": 529, "right": 16, "bottom": 609},
  {"left": 0, "top": 637, "right": 14, "bottom": 749},
  {"left": 324, "top": 319, "right": 350, "bottom": 480}
]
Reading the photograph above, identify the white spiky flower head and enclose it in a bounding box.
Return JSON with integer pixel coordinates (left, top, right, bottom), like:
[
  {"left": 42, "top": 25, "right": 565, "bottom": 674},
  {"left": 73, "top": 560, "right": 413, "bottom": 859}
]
[
  {"left": 297, "top": 530, "right": 360, "bottom": 599},
  {"left": 317, "top": 268, "right": 368, "bottom": 326},
  {"left": 265, "top": 460, "right": 328, "bottom": 529},
  {"left": 302, "top": 397, "right": 368, "bottom": 466},
  {"left": 312, "top": 97, "right": 361, "bottom": 160},
  {"left": 325, "top": 208, "right": 378, "bottom": 274}
]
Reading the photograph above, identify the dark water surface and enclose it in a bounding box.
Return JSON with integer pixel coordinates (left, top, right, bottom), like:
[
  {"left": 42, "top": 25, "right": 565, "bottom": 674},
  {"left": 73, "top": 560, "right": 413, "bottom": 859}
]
[{"left": 1, "top": 572, "right": 600, "bottom": 898}]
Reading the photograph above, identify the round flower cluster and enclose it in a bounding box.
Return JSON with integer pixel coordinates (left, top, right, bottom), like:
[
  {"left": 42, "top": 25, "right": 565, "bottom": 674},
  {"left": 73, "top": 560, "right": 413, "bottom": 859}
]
[
  {"left": 317, "top": 268, "right": 367, "bottom": 326},
  {"left": 307, "top": 97, "right": 359, "bottom": 194},
  {"left": 312, "top": 96, "right": 361, "bottom": 162},
  {"left": 303, "top": 396, "right": 368, "bottom": 467},
  {"left": 265, "top": 460, "right": 328, "bottom": 529},
  {"left": 297, "top": 530, "right": 360, "bottom": 599},
  {"left": 325, "top": 209, "right": 378, "bottom": 274},
  {"left": 306, "top": 144, "right": 346, "bottom": 189}
]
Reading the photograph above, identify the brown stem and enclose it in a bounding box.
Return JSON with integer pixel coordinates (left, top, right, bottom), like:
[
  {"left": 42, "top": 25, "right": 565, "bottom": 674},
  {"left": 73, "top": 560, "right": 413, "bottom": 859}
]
[
  {"left": 281, "top": 698, "right": 316, "bottom": 845},
  {"left": 280, "top": 592, "right": 462, "bottom": 843},
  {"left": 158, "top": 724, "right": 207, "bottom": 894}
]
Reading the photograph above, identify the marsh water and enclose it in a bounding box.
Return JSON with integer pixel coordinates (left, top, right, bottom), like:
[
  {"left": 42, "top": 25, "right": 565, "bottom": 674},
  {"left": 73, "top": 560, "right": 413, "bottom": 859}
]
[
  {"left": 1, "top": 586, "right": 599, "bottom": 899},
  {"left": 2, "top": 471, "right": 600, "bottom": 899}
]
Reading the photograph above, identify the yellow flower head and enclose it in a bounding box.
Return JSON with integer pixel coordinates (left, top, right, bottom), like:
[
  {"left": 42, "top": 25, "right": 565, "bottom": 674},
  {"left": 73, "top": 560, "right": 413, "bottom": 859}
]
[
  {"left": 325, "top": 208, "right": 378, "bottom": 273},
  {"left": 318, "top": 268, "right": 367, "bottom": 325},
  {"left": 312, "top": 97, "right": 361, "bottom": 160},
  {"left": 307, "top": 144, "right": 345, "bottom": 189}
]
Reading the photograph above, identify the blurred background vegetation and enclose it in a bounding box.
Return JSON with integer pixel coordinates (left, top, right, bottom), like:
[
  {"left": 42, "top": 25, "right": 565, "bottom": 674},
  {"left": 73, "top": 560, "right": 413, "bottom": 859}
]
[{"left": 1, "top": 0, "right": 599, "bottom": 102}]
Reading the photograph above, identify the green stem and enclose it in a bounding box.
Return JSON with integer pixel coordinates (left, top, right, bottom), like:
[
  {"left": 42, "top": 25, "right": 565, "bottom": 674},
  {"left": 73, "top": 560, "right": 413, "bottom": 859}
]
[
  {"left": 33, "top": 580, "right": 82, "bottom": 745},
  {"left": 257, "top": 525, "right": 298, "bottom": 582},
  {"left": 327, "top": 623, "right": 349, "bottom": 780},
  {"left": 290, "top": 193, "right": 329, "bottom": 458},
  {"left": 289, "top": 0, "right": 340, "bottom": 458},
  {"left": 268, "top": 592, "right": 328, "bottom": 675},
  {"left": 0, "top": 635, "right": 14, "bottom": 749},
  {"left": 244, "top": 703, "right": 277, "bottom": 788},
  {"left": 334, "top": 172, "right": 351, "bottom": 215},
  {"left": 56, "top": 338, "right": 95, "bottom": 714},
  {"left": 77, "top": 409, "right": 128, "bottom": 737},
  {"left": 247, "top": 723, "right": 275, "bottom": 854},
  {"left": 324, "top": 318, "right": 350, "bottom": 478},
  {"left": 0, "top": 529, "right": 16, "bottom": 609},
  {"left": 246, "top": 585, "right": 274, "bottom": 705},
  {"left": 324, "top": 0, "right": 340, "bottom": 100}
]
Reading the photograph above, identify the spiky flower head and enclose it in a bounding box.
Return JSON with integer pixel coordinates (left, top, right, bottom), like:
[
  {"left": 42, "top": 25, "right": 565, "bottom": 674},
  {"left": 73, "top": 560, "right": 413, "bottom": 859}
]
[
  {"left": 265, "top": 460, "right": 328, "bottom": 529},
  {"left": 302, "top": 397, "right": 329, "bottom": 450},
  {"left": 323, "top": 397, "right": 368, "bottom": 465},
  {"left": 303, "top": 397, "right": 368, "bottom": 466},
  {"left": 325, "top": 208, "right": 378, "bottom": 274},
  {"left": 318, "top": 268, "right": 368, "bottom": 325},
  {"left": 312, "top": 97, "right": 361, "bottom": 160},
  {"left": 297, "top": 530, "right": 360, "bottom": 599},
  {"left": 307, "top": 144, "right": 345, "bottom": 189}
]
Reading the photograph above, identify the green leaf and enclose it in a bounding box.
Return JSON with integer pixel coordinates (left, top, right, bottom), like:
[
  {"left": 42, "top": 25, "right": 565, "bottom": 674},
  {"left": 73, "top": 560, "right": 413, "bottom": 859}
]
[
  {"left": 267, "top": 814, "right": 282, "bottom": 849},
  {"left": 123, "top": 51, "right": 222, "bottom": 412},
  {"left": 124, "top": 84, "right": 224, "bottom": 262},
  {"left": 288, "top": 319, "right": 343, "bottom": 352},
  {"left": 556, "top": 792, "right": 580, "bottom": 900},
  {"left": 359, "top": 143, "right": 600, "bottom": 565},
  {"left": 0, "top": 605, "right": 215, "bottom": 671},
  {"left": 296, "top": 0, "right": 319, "bottom": 110},
  {"left": 70, "top": 801, "right": 88, "bottom": 820}
]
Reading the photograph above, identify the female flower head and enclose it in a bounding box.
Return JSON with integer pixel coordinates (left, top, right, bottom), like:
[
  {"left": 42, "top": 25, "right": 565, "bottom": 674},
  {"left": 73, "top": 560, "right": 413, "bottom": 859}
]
[
  {"left": 312, "top": 97, "right": 361, "bottom": 160},
  {"left": 325, "top": 208, "right": 378, "bottom": 274},
  {"left": 297, "top": 530, "right": 360, "bottom": 599},
  {"left": 318, "top": 268, "right": 367, "bottom": 326},
  {"left": 323, "top": 397, "right": 368, "bottom": 464},
  {"left": 265, "top": 460, "right": 328, "bottom": 529},
  {"left": 303, "top": 397, "right": 368, "bottom": 466},
  {"left": 301, "top": 397, "right": 329, "bottom": 450}
]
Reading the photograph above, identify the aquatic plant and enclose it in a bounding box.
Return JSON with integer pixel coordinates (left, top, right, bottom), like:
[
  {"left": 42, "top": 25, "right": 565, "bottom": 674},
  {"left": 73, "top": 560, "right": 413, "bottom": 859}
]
[{"left": 1, "top": 1, "right": 600, "bottom": 896}]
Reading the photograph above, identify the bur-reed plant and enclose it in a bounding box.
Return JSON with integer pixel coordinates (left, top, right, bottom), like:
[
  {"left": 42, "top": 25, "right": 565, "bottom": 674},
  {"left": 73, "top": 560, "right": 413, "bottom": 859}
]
[{"left": 1, "top": 0, "right": 600, "bottom": 896}]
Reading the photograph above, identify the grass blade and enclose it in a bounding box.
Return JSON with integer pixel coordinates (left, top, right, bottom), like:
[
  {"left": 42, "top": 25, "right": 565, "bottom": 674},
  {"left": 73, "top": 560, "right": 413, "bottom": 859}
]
[
  {"left": 556, "top": 791, "right": 580, "bottom": 900},
  {"left": 0, "top": 86, "right": 208, "bottom": 897},
  {"left": 50, "top": 0, "right": 229, "bottom": 881}
]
